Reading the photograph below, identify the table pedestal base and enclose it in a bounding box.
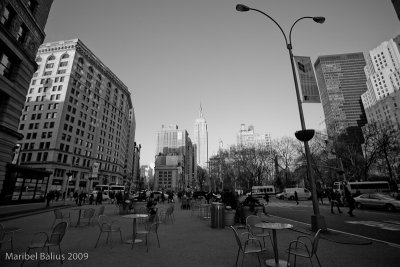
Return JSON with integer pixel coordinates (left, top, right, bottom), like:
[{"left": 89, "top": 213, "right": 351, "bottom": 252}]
[{"left": 265, "top": 259, "right": 289, "bottom": 267}]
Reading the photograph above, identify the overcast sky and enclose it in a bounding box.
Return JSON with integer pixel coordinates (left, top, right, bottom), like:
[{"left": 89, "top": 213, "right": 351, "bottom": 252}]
[{"left": 44, "top": 0, "right": 399, "bottom": 165}]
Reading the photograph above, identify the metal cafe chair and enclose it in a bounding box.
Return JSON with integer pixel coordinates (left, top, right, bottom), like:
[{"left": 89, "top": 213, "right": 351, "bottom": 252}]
[
  {"left": 286, "top": 229, "right": 322, "bottom": 267},
  {"left": 22, "top": 222, "right": 68, "bottom": 266},
  {"left": 0, "top": 223, "right": 13, "bottom": 252},
  {"left": 52, "top": 209, "right": 71, "bottom": 228},
  {"left": 95, "top": 215, "right": 123, "bottom": 248},
  {"left": 136, "top": 214, "right": 161, "bottom": 252},
  {"left": 230, "top": 225, "right": 265, "bottom": 267},
  {"left": 246, "top": 215, "right": 273, "bottom": 248}
]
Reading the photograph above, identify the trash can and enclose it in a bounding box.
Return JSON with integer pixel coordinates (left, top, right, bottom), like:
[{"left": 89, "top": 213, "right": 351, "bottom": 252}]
[{"left": 211, "top": 202, "right": 225, "bottom": 229}]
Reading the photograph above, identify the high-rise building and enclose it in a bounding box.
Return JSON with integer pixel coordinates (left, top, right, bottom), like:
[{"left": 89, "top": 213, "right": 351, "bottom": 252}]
[
  {"left": 13, "top": 39, "right": 135, "bottom": 196},
  {"left": 0, "top": 0, "right": 54, "bottom": 198},
  {"left": 361, "top": 35, "right": 400, "bottom": 130},
  {"left": 314, "top": 53, "right": 368, "bottom": 144},
  {"left": 193, "top": 105, "right": 208, "bottom": 168},
  {"left": 236, "top": 124, "right": 271, "bottom": 149},
  {"left": 155, "top": 124, "right": 196, "bottom": 190}
]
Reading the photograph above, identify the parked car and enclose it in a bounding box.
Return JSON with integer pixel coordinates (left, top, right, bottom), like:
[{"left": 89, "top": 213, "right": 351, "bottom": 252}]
[{"left": 354, "top": 193, "right": 400, "bottom": 212}]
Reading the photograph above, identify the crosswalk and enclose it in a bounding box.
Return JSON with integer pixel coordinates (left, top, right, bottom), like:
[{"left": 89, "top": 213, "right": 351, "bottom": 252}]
[{"left": 346, "top": 220, "right": 400, "bottom": 231}]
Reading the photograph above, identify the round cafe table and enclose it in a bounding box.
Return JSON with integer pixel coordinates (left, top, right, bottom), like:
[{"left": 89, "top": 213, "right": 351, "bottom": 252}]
[
  {"left": 122, "top": 214, "right": 149, "bottom": 249},
  {"left": 255, "top": 222, "right": 293, "bottom": 267}
]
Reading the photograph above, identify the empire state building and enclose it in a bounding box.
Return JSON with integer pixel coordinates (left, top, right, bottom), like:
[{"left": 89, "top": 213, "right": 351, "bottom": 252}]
[{"left": 194, "top": 106, "right": 208, "bottom": 168}]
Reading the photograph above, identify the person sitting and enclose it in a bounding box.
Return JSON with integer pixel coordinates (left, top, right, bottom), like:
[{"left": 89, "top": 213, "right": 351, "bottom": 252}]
[{"left": 147, "top": 197, "right": 157, "bottom": 215}]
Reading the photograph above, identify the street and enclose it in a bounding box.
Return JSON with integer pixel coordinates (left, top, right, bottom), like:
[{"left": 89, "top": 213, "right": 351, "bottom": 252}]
[{"left": 265, "top": 197, "right": 400, "bottom": 246}]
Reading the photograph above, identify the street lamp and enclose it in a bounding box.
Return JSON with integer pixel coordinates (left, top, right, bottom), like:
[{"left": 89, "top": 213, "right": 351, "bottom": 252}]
[{"left": 236, "top": 4, "right": 327, "bottom": 232}]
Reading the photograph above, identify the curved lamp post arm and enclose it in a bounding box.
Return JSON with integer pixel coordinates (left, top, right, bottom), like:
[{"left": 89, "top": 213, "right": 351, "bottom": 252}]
[
  {"left": 289, "top": 17, "right": 313, "bottom": 48},
  {"left": 249, "top": 8, "right": 289, "bottom": 46}
]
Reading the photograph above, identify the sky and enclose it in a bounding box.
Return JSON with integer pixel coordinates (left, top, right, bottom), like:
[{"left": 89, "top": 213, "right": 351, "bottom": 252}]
[{"left": 43, "top": 0, "right": 399, "bottom": 166}]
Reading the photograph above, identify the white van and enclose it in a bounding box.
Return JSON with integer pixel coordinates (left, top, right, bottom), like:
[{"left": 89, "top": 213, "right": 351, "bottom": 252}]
[{"left": 281, "top": 188, "right": 311, "bottom": 200}]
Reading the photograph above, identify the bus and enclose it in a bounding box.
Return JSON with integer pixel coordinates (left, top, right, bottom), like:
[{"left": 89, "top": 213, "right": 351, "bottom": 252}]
[
  {"left": 251, "top": 185, "right": 275, "bottom": 199},
  {"left": 333, "top": 181, "right": 391, "bottom": 198},
  {"left": 94, "top": 184, "right": 109, "bottom": 192},
  {"left": 109, "top": 185, "right": 125, "bottom": 193}
]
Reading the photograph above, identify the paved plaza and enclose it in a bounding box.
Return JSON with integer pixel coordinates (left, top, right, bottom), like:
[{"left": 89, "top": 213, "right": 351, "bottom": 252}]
[{"left": 0, "top": 199, "right": 399, "bottom": 267}]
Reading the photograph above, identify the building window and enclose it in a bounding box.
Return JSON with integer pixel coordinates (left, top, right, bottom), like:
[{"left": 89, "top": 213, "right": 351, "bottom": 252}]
[
  {"left": 59, "top": 61, "right": 68, "bottom": 67},
  {"left": 0, "top": 49, "right": 15, "bottom": 79},
  {"left": 47, "top": 55, "right": 55, "bottom": 61},
  {"left": 0, "top": 4, "right": 16, "bottom": 29},
  {"left": 16, "top": 24, "right": 28, "bottom": 44},
  {"left": 57, "top": 69, "right": 66, "bottom": 74},
  {"left": 61, "top": 53, "right": 69, "bottom": 59},
  {"left": 26, "top": 1, "right": 38, "bottom": 14}
]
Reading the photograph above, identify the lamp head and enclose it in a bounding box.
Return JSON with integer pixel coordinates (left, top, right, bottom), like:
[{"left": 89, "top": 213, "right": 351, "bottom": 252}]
[
  {"left": 236, "top": 4, "right": 250, "bottom": 12},
  {"left": 313, "top": 17, "right": 325, "bottom": 24}
]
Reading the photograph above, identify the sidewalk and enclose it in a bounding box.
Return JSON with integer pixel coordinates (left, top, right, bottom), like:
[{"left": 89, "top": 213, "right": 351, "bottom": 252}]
[
  {"left": 0, "top": 199, "right": 74, "bottom": 222},
  {"left": 0, "top": 201, "right": 399, "bottom": 267}
]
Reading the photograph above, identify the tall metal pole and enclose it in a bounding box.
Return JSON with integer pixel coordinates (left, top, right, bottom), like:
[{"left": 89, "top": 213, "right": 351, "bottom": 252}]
[
  {"left": 287, "top": 46, "right": 325, "bottom": 231},
  {"left": 236, "top": 4, "right": 326, "bottom": 232}
]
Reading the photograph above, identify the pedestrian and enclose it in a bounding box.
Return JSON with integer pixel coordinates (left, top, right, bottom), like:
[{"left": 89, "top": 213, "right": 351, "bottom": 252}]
[
  {"left": 317, "top": 190, "right": 324, "bottom": 205},
  {"left": 89, "top": 194, "right": 94, "bottom": 205},
  {"left": 294, "top": 191, "right": 299, "bottom": 205},
  {"left": 169, "top": 192, "right": 174, "bottom": 203},
  {"left": 78, "top": 192, "right": 84, "bottom": 206},
  {"left": 96, "top": 191, "right": 103, "bottom": 205},
  {"left": 73, "top": 191, "right": 79, "bottom": 205},
  {"left": 330, "top": 189, "right": 342, "bottom": 214},
  {"left": 161, "top": 191, "right": 166, "bottom": 204},
  {"left": 46, "top": 191, "right": 54, "bottom": 208},
  {"left": 344, "top": 187, "right": 355, "bottom": 217},
  {"left": 264, "top": 193, "right": 269, "bottom": 205},
  {"left": 62, "top": 191, "right": 66, "bottom": 201}
]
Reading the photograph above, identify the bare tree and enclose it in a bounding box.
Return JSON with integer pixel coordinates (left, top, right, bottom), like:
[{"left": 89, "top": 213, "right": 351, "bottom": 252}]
[
  {"left": 272, "top": 137, "right": 300, "bottom": 187},
  {"left": 372, "top": 122, "right": 400, "bottom": 182}
]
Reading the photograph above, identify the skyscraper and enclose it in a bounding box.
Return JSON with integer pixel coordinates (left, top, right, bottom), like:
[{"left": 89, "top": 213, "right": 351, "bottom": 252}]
[
  {"left": 14, "top": 39, "right": 135, "bottom": 195},
  {"left": 193, "top": 105, "right": 208, "bottom": 168},
  {"left": 361, "top": 35, "right": 400, "bottom": 130},
  {"left": 236, "top": 124, "right": 271, "bottom": 149},
  {"left": 0, "top": 0, "right": 54, "bottom": 197},
  {"left": 155, "top": 125, "right": 196, "bottom": 190},
  {"left": 314, "top": 53, "right": 368, "bottom": 144}
]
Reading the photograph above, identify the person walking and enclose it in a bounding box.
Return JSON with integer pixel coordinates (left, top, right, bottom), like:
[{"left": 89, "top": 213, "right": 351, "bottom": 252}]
[
  {"left": 344, "top": 186, "right": 355, "bottom": 217},
  {"left": 264, "top": 192, "right": 269, "bottom": 205},
  {"left": 294, "top": 191, "right": 299, "bottom": 205},
  {"left": 317, "top": 190, "right": 324, "bottom": 205},
  {"left": 46, "top": 191, "right": 54, "bottom": 208},
  {"left": 96, "top": 191, "right": 103, "bottom": 205},
  {"left": 330, "top": 189, "right": 342, "bottom": 214}
]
